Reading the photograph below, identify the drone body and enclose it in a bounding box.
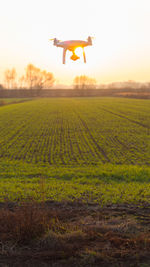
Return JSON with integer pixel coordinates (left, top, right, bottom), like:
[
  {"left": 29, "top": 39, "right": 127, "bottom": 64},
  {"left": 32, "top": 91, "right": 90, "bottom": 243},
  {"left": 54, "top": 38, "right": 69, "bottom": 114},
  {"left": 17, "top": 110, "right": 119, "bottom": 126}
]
[{"left": 50, "top": 36, "right": 93, "bottom": 64}]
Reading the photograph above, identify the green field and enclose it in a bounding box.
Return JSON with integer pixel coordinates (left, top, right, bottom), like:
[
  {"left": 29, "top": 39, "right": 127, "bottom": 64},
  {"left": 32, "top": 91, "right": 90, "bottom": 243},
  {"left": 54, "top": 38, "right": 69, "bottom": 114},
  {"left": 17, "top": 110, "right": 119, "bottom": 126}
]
[{"left": 0, "top": 97, "right": 149, "bottom": 204}]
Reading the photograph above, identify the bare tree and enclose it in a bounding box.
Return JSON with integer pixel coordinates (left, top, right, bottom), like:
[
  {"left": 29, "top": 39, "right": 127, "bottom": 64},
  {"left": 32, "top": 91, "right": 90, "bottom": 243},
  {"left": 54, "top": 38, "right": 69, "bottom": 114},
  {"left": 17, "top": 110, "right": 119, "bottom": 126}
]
[
  {"left": 4, "top": 68, "right": 17, "bottom": 89},
  {"left": 74, "top": 76, "right": 80, "bottom": 89},
  {"left": 73, "top": 75, "right": 96, "bottom": 89},
  {"left": 4, "top": 69, "right": 11, "bottom": 88},
  {"left": 25, "top": 64, "right": 39, "bottom": 89},
  {"left": 42, "top": 71, "right": 55, "bottom": 89},
  {"left": 25, "top": 64, "right": 54, "bottom": 89},
  {"left": 19, "top": 75, "right": 25, "bottom": 89}
]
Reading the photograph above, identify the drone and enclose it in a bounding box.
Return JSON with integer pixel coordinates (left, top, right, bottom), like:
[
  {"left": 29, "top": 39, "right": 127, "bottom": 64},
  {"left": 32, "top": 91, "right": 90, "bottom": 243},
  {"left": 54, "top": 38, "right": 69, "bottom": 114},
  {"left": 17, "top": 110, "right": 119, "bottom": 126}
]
[{"left": 49, "top": 36, "right": 93, "bottom": 64}]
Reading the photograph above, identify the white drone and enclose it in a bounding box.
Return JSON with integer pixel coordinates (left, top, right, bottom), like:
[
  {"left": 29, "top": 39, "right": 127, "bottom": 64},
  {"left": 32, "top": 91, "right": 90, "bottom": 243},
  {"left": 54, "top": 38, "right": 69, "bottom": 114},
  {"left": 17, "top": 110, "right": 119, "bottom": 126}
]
[{"left": 49, "top": 36, "right": 93, "bottom": 64}]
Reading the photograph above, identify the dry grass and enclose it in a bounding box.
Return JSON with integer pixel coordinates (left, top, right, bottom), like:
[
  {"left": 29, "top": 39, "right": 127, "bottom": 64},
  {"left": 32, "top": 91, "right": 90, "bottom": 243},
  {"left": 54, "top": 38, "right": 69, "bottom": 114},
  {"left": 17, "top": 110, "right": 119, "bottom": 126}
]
[
  {"left": 0, "top": 202, "right": 150, "bottom": 266},
  {"left": 0, "top": 202, "right": 58, "bottom": 244}
]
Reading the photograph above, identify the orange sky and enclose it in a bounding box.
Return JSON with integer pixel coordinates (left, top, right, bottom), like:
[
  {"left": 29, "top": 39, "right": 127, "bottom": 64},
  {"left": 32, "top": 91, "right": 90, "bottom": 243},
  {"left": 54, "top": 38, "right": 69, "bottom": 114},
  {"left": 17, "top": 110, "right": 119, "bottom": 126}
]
[{"left": 0, "top": 0, "right": 150, "bottom": 85}]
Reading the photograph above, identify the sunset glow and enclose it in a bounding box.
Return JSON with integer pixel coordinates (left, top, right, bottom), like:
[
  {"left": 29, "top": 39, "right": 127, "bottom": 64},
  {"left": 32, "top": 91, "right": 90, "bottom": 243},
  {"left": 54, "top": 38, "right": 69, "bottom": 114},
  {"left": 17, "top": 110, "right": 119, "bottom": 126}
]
[
  {"left": 0, "top": 0, "right": 150, "bottom": 85},
  {"left": 74, "top": 47, "right": 84, "bottom": 58}
]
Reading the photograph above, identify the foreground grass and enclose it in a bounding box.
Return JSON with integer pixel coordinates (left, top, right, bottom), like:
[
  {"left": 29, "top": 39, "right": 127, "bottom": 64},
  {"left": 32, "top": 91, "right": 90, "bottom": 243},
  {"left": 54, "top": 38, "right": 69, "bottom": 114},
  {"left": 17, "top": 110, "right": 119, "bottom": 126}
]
[{"left": 0, "top": 160, "right": 150, "bottom": 205}]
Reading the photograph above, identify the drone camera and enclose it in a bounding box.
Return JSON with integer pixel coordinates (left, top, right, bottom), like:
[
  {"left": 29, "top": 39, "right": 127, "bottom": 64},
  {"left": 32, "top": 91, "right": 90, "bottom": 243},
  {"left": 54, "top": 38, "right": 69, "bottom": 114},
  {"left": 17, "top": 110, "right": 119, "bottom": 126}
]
[{"left": 70, "top": 54, "right": 80, "bottom": 61}]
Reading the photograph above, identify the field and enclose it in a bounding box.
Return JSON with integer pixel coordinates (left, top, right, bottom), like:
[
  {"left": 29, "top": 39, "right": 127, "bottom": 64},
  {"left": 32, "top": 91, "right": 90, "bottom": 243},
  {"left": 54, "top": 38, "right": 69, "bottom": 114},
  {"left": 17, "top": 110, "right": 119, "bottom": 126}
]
[
  {"left": 0, "top": 97, "right": 149, "bottom": 203},
  {"left": 0, "top": 97, "right": 150, "bottom": 266},
  {"left": 0, "top": 97, "right": 149, "bottom": 165}
]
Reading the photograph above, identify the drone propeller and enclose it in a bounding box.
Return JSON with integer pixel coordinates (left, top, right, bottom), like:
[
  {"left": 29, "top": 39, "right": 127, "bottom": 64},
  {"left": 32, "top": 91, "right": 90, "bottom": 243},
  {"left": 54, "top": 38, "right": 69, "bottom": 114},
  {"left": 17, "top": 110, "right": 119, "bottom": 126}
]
[
  {"left": 49, "top": 38, "right": 62, "bottom": 42},
  {"left": 87, "top": 36, "right": 95, "bottom": 40}
]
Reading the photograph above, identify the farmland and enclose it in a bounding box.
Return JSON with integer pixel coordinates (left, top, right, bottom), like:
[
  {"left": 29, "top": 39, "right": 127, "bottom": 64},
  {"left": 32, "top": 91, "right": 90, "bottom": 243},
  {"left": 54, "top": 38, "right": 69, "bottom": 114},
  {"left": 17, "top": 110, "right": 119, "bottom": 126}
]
[
  {"left": 0, "top": 97, "right": 150, "bottom": 266},
  {"left": 0, "top": 97, "right": 149, "bottom": 165},
  {"left": 0, "top": 97, "right": 149, "bottom": 204}
]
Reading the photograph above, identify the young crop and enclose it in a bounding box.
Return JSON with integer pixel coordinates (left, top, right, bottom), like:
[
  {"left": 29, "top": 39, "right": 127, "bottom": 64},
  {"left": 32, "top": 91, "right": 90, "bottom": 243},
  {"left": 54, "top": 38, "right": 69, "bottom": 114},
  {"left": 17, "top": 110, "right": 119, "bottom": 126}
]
[
  {"left": 0, "top": 97, "right": 149, "bottom": 204},
  {"left": 0, "top": 97, "right": 149, "bottom": 166}
]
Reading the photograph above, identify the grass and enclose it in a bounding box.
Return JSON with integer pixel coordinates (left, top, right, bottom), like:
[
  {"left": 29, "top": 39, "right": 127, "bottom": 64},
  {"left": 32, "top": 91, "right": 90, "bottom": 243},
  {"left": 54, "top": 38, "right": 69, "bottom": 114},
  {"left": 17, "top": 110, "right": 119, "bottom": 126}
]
[
  {"left": 0, "top": 160, "right": 150, "bottom": 204},
  {"left": 0, "top": 97, "right": 149, "bottom": 165}
]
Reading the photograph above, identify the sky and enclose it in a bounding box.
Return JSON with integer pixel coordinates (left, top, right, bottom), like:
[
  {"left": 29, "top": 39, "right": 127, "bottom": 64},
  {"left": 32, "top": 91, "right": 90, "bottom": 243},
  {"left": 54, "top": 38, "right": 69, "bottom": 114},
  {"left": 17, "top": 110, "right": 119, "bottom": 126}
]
[{"left": 0, "top": 0, "right": 150, "bottom": 85}]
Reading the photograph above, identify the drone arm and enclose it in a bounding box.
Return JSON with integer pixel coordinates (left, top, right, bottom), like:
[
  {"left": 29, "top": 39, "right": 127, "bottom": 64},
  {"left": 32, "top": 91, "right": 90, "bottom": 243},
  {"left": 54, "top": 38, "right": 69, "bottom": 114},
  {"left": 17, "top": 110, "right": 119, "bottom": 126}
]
[
  {"left": 83, "top": 48, "right": 86, "bottom": 63},
  {"left": 63, "top": 48, "right": 67, "bottom": 64}
]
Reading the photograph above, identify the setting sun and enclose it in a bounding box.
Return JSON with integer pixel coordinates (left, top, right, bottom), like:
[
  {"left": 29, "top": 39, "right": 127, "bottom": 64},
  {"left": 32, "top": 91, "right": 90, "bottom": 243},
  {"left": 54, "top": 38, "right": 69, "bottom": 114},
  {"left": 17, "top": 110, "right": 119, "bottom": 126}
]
[{"left": 74, "top": 47, "right": 84, "bottom": 59}]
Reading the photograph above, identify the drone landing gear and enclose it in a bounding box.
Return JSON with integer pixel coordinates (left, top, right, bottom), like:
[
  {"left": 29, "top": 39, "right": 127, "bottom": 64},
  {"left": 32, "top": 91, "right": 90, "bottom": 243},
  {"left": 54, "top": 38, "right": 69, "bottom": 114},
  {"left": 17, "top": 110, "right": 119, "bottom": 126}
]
[
  {"left": 63, "top": 48, "right": 67, "bottom": 64},
  {"left": 83, "top": 48, "right": 86, "bottom": 63}
]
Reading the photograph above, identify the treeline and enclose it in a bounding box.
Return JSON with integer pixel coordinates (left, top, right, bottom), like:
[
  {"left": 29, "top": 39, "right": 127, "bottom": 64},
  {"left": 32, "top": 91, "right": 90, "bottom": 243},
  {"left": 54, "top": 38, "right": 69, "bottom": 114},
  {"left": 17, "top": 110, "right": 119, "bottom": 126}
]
[
  {"left": 3, "top": 64, "right": 55, "bottom": 89},
  {"left": 73, "top": 75, "right": 96, "bottom": 89},
  {"left": 1, "top": 64, "right": 98, "bottom": 90},
  {"left": 0, "top": 64, "right": 150, "bottom": 99},
  {"left": 99, "top": 80, "right": 150, "bottom": 90},
  {"left": 0, "top": 88, "right": 149, "bottom": 99}
]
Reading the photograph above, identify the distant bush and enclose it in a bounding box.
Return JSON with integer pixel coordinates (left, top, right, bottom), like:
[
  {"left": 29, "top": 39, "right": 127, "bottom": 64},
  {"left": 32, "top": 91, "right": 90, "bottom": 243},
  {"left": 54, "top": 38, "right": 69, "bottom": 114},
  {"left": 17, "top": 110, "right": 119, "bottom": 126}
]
[{"left": 0, "top": 100, "right": 6, "bottom": 106}]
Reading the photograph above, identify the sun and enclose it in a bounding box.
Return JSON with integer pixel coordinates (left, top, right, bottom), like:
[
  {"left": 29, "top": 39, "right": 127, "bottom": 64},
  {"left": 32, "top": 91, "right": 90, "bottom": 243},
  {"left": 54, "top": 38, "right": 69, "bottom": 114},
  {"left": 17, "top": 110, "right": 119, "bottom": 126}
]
[{"left": 74, "top": 47, "right": 83, "bottom": 58}]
